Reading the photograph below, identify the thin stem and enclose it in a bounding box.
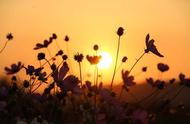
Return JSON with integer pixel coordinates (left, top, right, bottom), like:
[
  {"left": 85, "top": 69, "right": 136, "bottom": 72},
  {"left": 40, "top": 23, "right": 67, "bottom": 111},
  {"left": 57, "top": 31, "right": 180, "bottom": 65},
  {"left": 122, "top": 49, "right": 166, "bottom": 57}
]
[
  {"left": 137, "top": 89, "right": 159, "bottom": 104},
  {"left": 110, "top": 36, "right": 121, "bottom": 89},
  {"left": 79, "top": 62, "right": 83, "bottom": 87},
  {"left": 32, "top": 82, "right": 42, "bottom": 93},
  {"left": 0, "top": 40, "right": 8, "bottom": 54},
  {"left": 45, "top": 58, "right": 52, "bottom": 68},
  {"left": 129, "top": 52, "right": 146, "bottom": 74},
  {"left": 169, "top": 86, "right": 185, "bottom": 103}
]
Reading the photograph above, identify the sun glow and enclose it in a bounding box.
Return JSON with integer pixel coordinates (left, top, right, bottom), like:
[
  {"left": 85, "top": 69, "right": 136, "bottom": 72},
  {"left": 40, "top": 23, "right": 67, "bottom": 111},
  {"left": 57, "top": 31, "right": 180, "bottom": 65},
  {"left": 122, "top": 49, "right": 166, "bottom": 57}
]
[{"left": 98, "top": 52, "right": 112, "bottom": 69}]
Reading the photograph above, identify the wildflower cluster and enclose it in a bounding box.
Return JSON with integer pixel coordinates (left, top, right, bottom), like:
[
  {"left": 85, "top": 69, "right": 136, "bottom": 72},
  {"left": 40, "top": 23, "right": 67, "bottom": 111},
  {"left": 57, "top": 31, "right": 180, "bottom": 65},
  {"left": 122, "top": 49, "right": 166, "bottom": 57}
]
[{"left": 0, "top": 28, "right": 190, "bottom": 124}]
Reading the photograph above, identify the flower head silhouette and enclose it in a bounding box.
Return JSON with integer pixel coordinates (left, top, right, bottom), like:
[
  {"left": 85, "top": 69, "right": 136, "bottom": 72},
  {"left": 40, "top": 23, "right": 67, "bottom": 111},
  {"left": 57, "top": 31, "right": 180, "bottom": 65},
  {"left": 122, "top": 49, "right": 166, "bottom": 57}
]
[
  {"left": 122, "top": 70, "right": 136, "bottom": 86},
  {"left": 4, "top": 61, "right": 23, "bottom": 75},
  {"left": 64, "top": 35, "right": 69, "bottom": 42},
  {"left": 6, "top": 33, "right": 13, "bottom": 40},
  {"left": 86, "top": 55, "right": 101, "bottom": 65},
  {"left": 157, "top": 63, "right": 169, "bottom": 72},
  {"left": 145, "top": 34, "right": 164, "bottom": 57},
  {"left": 74, "top": 53, "right": 84, "bottom": 62},
  {"left": 93, "top": 44, "right": 99, "bottom": 51},
  {"left": 117, "top": 27, "right": 124, "bottom": 36}
]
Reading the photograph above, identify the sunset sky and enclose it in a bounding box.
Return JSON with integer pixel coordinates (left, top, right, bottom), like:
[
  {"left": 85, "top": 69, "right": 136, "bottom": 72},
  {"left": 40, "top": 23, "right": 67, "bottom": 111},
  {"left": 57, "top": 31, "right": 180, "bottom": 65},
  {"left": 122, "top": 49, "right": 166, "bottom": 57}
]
[{"left": 0, "top": 0, "right": 190, "bottom": 85}]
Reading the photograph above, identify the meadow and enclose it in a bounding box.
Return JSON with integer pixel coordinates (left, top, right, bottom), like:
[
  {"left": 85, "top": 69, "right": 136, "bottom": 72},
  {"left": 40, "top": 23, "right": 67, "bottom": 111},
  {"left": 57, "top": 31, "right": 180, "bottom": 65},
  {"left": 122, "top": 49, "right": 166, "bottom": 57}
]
[{"left": 0, "top": 27, "right": 190, "bottom": 124}]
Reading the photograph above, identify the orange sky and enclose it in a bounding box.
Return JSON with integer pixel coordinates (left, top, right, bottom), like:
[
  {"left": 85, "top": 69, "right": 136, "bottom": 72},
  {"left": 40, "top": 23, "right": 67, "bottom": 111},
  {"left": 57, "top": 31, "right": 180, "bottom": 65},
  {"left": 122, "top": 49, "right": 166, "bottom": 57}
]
[{"left": 0, "top": 0, "right": 190, "bottom": 85}]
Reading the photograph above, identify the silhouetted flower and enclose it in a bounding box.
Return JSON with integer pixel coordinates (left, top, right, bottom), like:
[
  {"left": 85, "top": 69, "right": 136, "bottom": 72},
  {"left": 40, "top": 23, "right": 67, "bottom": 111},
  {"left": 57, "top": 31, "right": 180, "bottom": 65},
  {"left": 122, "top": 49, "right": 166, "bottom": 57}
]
[
  {"left": 178, "top": 73, "right": 190, "bottom": 88},
  {"left": 86, "top": 55, "right": 101, "bottom": 65},
  {"left": 146, "top": 77, "right": 155, "bottom": 87},
  {"left": 62, "top": 55, "right": 68, "bottom": 60},
  {"left": 38, "top": 72, "right": 47, "bottom": 82},
  {"left": 122, "top": 56, "right": 128, "bottom": 62},
  {"left": 74, "top": 53, "right": 84, "bottom": 62},
  {"left": 51, "top": 63, "right": 57, "bottom": 71},
  {"left": 52, "top": 62, "right": 69, "bottom": 82},
  {"left": 25, "top": 65, "right": 35, "bottom": 76},
  {"left": 43, "top": 40, "right": 49, "bottom": 47},
  {"left": 169, "top": 78, "right": 175, "bottom": 84},
  {"left": 142, "top": 67, "right": 147, "bottom": 72},
  {"left": 52, "top": 33, "right": 57, "bottom": 39},
  {"left": 179, "top": 73, "right": 185, "bottom": 82},
  {"left": 157, "top": 63, "right": 169, "bottom": 72},
  {"left": 56, "top": 50, "right": 64, "bottom": 56},
  {"left": 37, "top": 52, "right": 45, "bottom": 60},
  {"left": 4, "top": 61, "right": 23, "bottom": 75},
  {"left": 34, "top": 67, "right": 43, "bottom": 76},
  {"left": 64, "top": 35, "right": 69, "bottom": 42},
  {"left": 93, "top": 44, "right": 99, "bottom": 51},
  {"left": 23, "top": 80, "right": 30, "bottom": 88},
  {"left": 144, "top": 34, "right": 164, "bottom": 57},
  {"left": 6, "top": 33, "right": 13, "bottom": 40},
  {"left": 122, "top": 70, "right": 136, "bottom": 86},
  {"left": 117, "top": 27, "right": 124, "bottom": 36},
  {"left": 155, "top": 80, "right": 165, "bottom": 89},
  {"left": 34, "top": 35, "right": 54, "bottom": 50},
  {"left": 60, "top": 75, "right": 81, "bottom": 94},
  {"left": 34, "top": 43, "right": 44, "bottom": 50}
]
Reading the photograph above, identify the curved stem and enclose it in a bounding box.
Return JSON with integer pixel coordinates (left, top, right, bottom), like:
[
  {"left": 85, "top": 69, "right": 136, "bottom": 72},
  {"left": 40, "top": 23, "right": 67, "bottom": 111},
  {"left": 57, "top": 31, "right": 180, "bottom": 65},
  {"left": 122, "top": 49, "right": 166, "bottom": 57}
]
[
  {"left": 129, "top": 52, "right": 146, "bottom": 74},
  {"left": 137, "top": 89, "right": 159, "bottom": 104},
  {"left": 0, "top": 40, "right": 8, "bottom": 54},
  {"left": 169, "top": 86, "right": 185, "bottom": 103},
  {"left": 110, "top": 36, "right": 121, "bottom": 89},
  {"left": 31, "top": 82, "right": 42, "bottom": 93}
]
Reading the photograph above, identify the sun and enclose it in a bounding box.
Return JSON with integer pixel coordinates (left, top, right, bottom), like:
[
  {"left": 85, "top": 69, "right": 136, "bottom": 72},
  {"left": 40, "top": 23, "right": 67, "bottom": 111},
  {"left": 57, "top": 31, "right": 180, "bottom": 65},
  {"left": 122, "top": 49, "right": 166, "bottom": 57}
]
[{"left": 98, "top": 52, "right": 112, "bottom": 69}]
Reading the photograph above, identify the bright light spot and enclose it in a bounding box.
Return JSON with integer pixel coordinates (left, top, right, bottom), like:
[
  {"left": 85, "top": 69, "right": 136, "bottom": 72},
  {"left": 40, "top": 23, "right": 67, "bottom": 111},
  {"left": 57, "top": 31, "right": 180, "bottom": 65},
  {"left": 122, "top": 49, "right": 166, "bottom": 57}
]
[{"left": 98, "top": 52, "right": 112, "bottom": 69}]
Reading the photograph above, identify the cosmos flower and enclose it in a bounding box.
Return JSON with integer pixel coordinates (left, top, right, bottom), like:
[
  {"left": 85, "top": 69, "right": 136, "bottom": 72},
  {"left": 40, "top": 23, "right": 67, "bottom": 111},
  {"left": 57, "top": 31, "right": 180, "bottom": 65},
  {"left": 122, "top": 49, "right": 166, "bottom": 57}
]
[
  {"left": 122, "top": 56, "right": 128, "bottom": 63},
  {"left": 155, "top": 80, "right": 165, "bottom": 89},
  {"left": 52, "top": 33, "right": 57, "bottom": 39},
  {"left": 64, "top": 35, "right": 69, "bottom": 42},
  {"left": 25, "top": 65, "right": 35, "bottom": 76},
  {"left": 144, "top": 34, "right": 164, "bottom": 57},
  {"left": 146, "top": 77, "right": 155, "bottom": 87},
  {"left": 86, "top": 55, "right": 101, "bottom": 65},
  {"left": 34, "top": 35, "right": 54, "bottom": 50},
  {"left": 62, "top": 54, "right": 68, "bottom": 60},
  {"left": 142, "top": 67, "right": 147, "bottom": 72},
  {"left": 4, "top": 61, "right": 23, "bottom": 75},
  {"left": 6, "top": 33, "right": 13, "bottom": 40},
  {"left": 122, "top": 70, "right": 136, "bottom": 87},
  {"left": 37, "top": 52, "right": 46, "bottom": 60},
  {"left": 55, "top": 50, "right": 64, "bottom": 56},
  {"left": 60, "top": 75, "right": 81, "bottom": 94},
  {"left": 38, "top": 72, "right": 47, "bottom": 82},
  {"left": 52, "top": 62, "right": 69, "bottom": 82},
  {"left": 157, "top": 63, "right": 169, "bottom": 72},
  {"left": 74, "top": 53, "right": 84, "bottom": 62},
  {"left": 178, "top": 73, "right": 190, "bottom": 88},
  {"left": 93, "top": 44, "right": 99, "bottom": 51},
  {"left": 117, "top": 27, "right": 124, "bottom": 36}
]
